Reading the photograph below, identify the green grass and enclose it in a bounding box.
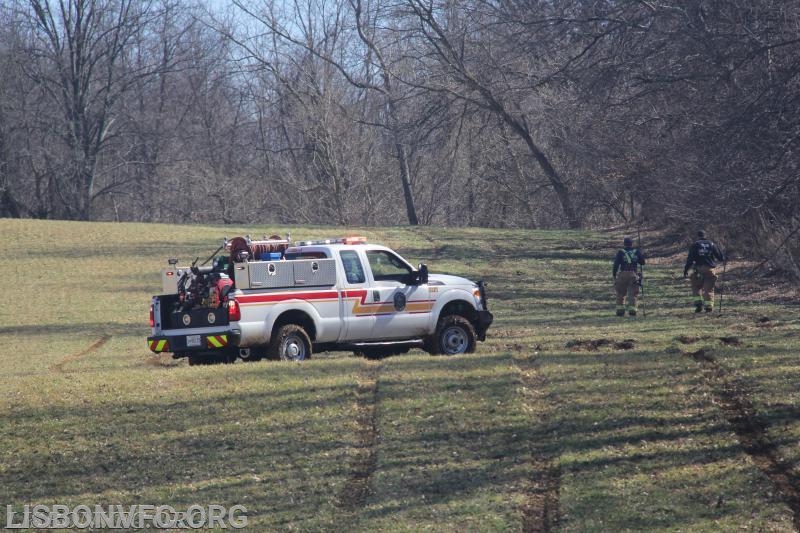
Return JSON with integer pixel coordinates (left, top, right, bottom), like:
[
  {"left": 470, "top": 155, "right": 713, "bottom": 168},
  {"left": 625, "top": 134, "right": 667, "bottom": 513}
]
[{"left": 1, "top": 219, "right": 799, "bottom": 531}]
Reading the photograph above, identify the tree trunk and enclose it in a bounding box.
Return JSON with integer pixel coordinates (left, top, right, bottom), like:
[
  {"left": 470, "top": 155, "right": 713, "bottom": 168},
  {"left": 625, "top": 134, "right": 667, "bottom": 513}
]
[{"left": 395, "top": 141, "right": 419, "bottom": 225}]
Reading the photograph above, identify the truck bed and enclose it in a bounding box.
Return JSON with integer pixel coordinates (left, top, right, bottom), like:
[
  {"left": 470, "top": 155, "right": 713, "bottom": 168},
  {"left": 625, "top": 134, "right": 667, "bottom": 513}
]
[{"left": 153, "top": 294, "right": 230, "bottom": 330}]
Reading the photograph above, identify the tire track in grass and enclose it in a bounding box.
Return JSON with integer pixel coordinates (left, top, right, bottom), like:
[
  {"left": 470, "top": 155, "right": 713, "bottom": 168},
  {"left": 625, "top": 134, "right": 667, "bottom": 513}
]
[
  {"left": 686, "top": 348, "right": 800, "bottom": 530},
  {"left": 338, "top": 360, "right": 382, "bottom": 511},
  {"left": 514, "top": 355, "right": 560, "bottom": 532},
  {"left": 50, "top": 335, "right": 111, "bottom": 373}
]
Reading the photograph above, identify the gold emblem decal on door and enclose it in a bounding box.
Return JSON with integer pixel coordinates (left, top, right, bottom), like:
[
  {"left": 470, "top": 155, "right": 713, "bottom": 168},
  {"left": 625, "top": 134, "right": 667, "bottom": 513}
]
[{"left": 393, "top": 292, "right": 407, "bottom": 311}]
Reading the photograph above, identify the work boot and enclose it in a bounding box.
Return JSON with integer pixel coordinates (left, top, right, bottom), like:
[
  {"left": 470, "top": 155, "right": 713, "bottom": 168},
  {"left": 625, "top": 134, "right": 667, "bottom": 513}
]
[
  {"left": 705, "top": 306, "right": 713, "bottom": 313},
  {"left": 628, "top": 310, "right": 637, "bottom": 316},
  {"left": 616, "top": 309, "right": 625, "bottom": 317},
  {"left": 694, "top": 303, "right": 703, "bottom": 313}
]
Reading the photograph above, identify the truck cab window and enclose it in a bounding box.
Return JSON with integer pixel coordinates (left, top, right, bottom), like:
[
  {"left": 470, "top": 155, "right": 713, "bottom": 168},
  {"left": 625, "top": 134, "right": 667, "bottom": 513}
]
[
  {"left": 366, "top": 250, "right": 412, "bottom": 282},
  {"left": 339, "top": 250, "right": 366, "bottom": 284}
]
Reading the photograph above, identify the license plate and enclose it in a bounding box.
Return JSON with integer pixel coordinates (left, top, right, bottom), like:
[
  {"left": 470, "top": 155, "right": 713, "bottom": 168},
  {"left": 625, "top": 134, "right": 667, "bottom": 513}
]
[{"left": 186, "top": 335, "right": 201, "bottom": 347}]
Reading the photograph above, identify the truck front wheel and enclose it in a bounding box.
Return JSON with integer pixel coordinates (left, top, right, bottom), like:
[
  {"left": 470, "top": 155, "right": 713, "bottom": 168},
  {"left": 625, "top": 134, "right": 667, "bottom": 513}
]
[
  {"left": 268, "top": 324, "right": 312, "bottom": 361},
  {"left": 425, "top": 315, "right": 476, "bottom": 356}
]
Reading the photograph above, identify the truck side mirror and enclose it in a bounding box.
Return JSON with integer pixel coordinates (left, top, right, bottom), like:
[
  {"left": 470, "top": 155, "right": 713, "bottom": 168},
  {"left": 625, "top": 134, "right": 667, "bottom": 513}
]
[{"left": 417, "top": 263, "right": 428, "bottom": 285}]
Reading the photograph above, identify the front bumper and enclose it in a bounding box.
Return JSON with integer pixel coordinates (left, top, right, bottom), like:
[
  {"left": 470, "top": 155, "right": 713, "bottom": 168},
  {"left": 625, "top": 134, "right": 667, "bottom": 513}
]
[
  {"left": 147, "top": 330, "right": 241, "bottom": 354},
  {"left": 475, "top": 310, "right": 494, "bottom": 341}
]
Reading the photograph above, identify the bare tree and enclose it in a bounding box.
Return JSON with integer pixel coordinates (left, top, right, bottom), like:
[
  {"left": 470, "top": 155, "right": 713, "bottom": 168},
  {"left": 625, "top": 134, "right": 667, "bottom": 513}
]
[
  {"left": 0, "top": 0, "right": 796, "bottom": 278},
  {"left": 20, "top": 0, "right": 158, "bottom": 219},
  {"left": 224, "top": 0, "right": 428, "bottom": 225},
  {"left": 116, "top": 0, "right": 205, "bottom": 222},
  {"left": 402, "top": 0, "right": 581, "bottom": 228}
]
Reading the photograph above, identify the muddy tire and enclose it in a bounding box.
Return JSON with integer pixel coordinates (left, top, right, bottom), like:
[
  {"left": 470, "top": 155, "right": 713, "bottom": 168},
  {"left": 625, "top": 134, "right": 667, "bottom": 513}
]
[
  {"left": 267, "top": 324, "right": 312, "bottom": 361},
  {"left": 425, "top": 315, "right": 476, "bottom": 356}
]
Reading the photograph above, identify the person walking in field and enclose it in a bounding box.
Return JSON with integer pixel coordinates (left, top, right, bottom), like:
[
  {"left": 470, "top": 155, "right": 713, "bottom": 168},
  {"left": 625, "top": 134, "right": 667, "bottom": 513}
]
[
  {"left": 683, "top": 230, "right": 725, "bottom": 313},
  {"left": 613, "top": 237, "right": 646, "bottom": 316}
]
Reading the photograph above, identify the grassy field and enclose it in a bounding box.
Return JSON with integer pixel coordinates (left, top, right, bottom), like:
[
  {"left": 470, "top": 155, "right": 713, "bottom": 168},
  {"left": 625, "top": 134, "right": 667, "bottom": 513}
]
[{"left": 1, "top": 218, "right": 799, "bottom": 531}]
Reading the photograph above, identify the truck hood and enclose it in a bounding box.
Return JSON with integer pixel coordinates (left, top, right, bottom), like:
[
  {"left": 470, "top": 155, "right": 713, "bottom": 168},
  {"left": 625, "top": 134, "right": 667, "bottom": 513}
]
[{"left": 428, "top": 273, "right": 476, "bottom": 288}]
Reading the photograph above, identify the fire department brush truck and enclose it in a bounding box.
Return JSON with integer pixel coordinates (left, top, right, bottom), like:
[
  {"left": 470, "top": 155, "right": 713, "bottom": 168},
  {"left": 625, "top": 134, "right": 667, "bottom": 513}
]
[{"left": 147, "top": 235, "right": 493, "bottom": 364}]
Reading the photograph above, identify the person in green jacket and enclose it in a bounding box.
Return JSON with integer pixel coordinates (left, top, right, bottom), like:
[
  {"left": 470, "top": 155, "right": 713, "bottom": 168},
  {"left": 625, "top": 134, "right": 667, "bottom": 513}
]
[{"left": 613, "top": 237, "right": 646, "bottom": 316}]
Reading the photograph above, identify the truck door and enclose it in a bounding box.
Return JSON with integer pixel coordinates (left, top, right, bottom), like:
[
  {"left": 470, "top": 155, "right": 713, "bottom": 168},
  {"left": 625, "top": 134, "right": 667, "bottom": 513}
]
[
  {"left": 338, "top": 249, "right": 375, "bottom": 342},
  {"left": 364, "top": 249, "right": 431, "bottom": 340}
]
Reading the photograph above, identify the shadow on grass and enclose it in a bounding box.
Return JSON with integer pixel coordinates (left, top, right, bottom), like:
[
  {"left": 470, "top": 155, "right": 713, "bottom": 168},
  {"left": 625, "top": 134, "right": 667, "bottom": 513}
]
[
  {"left": 530, "top": 346, "right": 800, "bottom": 529},
  {"left": 0, "top": 379, "right": 357, "bottom": 513},
  {"left": 1, "top": 354, "right": 568, "bottom": 529},
  {"left": 1, "top": 343, "right": 795, "bottom": 529}
]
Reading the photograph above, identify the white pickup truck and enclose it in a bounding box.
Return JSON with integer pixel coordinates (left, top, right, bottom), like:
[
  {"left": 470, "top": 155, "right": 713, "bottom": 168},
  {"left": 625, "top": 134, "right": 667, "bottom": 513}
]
[{"left": 147, "top": 235, "right": 493, "bottom": 364}]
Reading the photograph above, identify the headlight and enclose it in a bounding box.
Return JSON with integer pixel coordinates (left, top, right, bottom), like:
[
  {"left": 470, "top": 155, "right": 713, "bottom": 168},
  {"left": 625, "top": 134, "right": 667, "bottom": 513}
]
[{"left": 472, "top": 286, "right": 482, "bottom": 302}]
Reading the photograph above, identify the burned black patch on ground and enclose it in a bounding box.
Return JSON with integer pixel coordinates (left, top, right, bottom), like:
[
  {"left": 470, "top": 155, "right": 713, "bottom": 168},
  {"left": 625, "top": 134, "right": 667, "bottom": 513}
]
[
  {"left": 613, "top": 339, "right": 636, "bottom": 350},
  {"left": 566, "top": 338, "right": 635, "bottom": 351},
  {"left": 686, "top": 348, "right": 714, "bottom": 363},
  {"left": 505, "top": 342, "right": 543, "bottom": 352},
  {"left": 755, "top": 316, "right": 786, "bottom": 329},
  {"left": 566, "top": 339, "right": 610, "bottom": 351},
  {"left": 718, "top": 336, "right": 742, "bottom": 346}
]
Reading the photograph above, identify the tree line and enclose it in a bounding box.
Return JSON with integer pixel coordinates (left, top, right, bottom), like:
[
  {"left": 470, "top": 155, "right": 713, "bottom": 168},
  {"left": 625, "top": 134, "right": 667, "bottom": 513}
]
[{"left": 0, "top": 1, "right": 798, "bottom": 277}]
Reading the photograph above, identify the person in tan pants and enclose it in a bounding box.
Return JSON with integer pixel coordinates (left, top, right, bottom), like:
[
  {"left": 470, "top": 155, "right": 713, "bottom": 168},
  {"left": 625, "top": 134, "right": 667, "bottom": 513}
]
[
  {"left": 683, "top": 230, "right": 725, "bottom": 313},
  {"left": 612, "top": 237, "right": 646, "bottom": 316}
]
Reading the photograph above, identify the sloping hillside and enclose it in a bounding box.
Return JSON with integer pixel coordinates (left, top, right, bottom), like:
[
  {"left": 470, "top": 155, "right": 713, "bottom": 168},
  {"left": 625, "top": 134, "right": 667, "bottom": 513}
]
[{"left": 1, "top": 219, "right": 798, "bottom": 531}]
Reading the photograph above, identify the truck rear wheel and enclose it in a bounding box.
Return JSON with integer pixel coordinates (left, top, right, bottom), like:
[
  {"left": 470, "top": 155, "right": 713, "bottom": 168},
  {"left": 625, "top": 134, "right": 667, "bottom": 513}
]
[
  {"left": 425, "top": 315, "right": 476, "bottom": 356},
  {"left": 268, "top": 324, "right": 311, "bottom": 361}
]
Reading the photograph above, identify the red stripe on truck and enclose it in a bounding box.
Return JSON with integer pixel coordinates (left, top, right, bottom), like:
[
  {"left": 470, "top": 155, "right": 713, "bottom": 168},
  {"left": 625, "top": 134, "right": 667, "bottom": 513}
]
[{"left": 237, "top": 290, "right": 342, "bottom": 304}]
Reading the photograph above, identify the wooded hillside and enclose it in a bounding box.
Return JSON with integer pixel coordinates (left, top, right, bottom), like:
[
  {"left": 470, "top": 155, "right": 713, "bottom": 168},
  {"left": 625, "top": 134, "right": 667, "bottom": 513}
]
[{"left": 1, "top": 1, "right": 797, "bottom": 276}]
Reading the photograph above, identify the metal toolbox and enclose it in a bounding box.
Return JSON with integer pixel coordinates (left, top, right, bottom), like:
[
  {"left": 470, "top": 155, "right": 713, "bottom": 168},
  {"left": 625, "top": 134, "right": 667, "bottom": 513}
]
[
  {"left": 292, "top": 258, "right": 337, "bottom": 286},
  {"left": 235, "top": 261, "right": 293, "bottom": 289},
  {"left": 234, "top": 259, "right": 337, "bottom": 289}
]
